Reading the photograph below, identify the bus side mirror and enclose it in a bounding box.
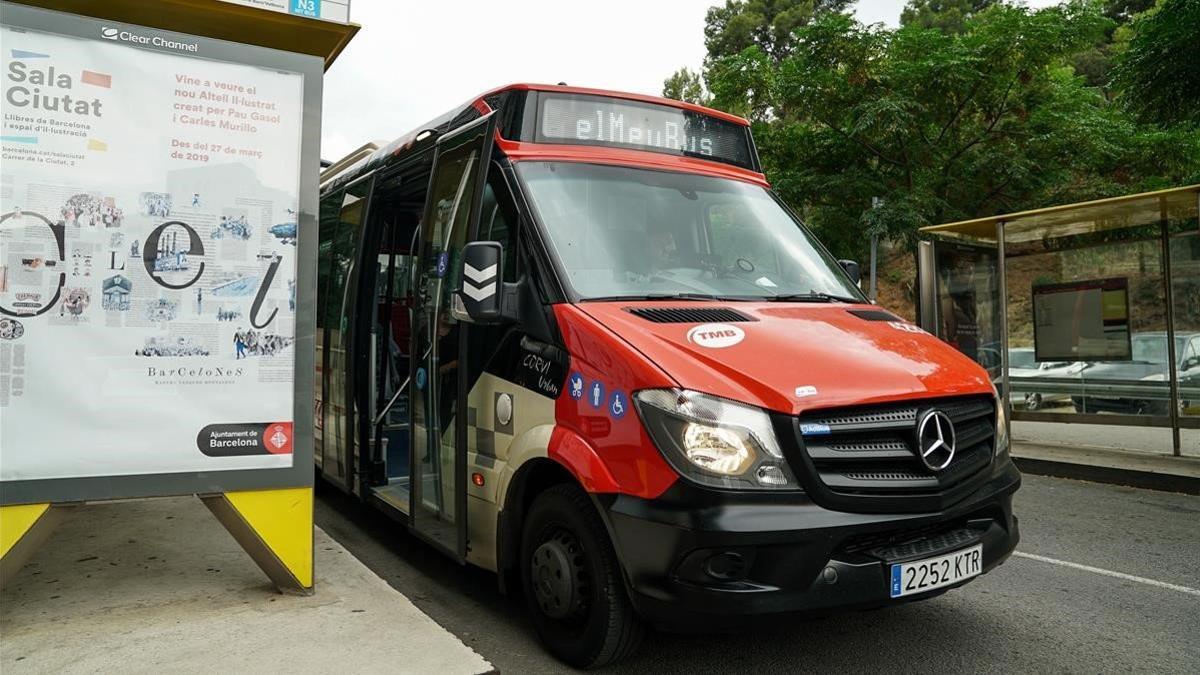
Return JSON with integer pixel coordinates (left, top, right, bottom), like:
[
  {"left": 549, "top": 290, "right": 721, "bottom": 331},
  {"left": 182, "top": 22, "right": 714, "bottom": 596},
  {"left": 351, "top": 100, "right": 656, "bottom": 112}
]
[
  {"left": 454, "top": 241, "right": 511, "bottom": 324},
  {"left": 838, "top": 259, "right": 861, "bottom": 285}
]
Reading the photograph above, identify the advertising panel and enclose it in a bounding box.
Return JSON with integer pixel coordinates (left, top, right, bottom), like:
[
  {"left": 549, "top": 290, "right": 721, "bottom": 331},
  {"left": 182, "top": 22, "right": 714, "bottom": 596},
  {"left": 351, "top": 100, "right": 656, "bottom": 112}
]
[
  {"left": 0, "top": 4, "right": 319, "bottom": 501},
  {"left": 1032, "top": 277, "right": 1132, "bottom": 362}
]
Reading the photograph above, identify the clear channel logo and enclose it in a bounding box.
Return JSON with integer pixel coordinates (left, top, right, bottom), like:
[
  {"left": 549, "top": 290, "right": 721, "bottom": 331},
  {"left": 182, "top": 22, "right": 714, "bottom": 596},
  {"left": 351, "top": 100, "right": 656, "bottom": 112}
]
[{"left": 98, "top": 26, "right": 199, "bottom": 53}]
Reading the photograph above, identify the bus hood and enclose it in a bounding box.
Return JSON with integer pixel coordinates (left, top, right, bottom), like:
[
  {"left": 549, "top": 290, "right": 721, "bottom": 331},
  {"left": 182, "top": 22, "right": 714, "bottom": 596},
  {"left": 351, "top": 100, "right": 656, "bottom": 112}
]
[{"left": 579, "top": 302, "right": 994, "bottom": 415}]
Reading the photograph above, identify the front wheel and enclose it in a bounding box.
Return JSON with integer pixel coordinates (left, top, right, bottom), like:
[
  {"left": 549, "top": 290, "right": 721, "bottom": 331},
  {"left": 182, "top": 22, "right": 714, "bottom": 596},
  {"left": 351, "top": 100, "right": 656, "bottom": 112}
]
[{"left": 520, "top": 483, "right": 644, "bottom": 669}]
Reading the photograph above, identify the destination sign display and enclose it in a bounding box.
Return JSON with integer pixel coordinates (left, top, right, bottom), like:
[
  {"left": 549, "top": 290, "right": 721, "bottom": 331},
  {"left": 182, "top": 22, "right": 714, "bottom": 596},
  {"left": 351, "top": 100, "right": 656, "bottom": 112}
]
[{"left": 536, "top": 93, "right": 755, "bottom": 169}]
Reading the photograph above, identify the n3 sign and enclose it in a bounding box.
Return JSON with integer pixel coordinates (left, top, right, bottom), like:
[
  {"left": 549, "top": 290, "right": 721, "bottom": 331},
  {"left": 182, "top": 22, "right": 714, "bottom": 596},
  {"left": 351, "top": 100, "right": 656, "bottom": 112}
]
[{"left": 291, "top": 0, "right": 320, "bottom": 19}]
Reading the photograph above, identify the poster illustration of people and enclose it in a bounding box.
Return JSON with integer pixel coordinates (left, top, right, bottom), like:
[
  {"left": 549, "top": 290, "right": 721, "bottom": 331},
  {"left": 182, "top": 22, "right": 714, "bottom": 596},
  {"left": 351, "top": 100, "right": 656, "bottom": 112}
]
[{"left": 0, "top": 21, "right": 304, "bottom": 480}]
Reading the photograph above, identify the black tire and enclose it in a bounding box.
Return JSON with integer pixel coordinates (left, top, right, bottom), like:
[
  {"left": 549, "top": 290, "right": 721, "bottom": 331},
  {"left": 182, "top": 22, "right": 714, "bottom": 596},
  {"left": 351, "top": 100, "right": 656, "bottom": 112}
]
[{"left": 520, "top": 483, "right": 644, "bottom": 669}]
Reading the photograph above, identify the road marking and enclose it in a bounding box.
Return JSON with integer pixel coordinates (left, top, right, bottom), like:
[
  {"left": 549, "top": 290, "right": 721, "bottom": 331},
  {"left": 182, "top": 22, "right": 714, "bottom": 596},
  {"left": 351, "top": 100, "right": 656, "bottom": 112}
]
[{"left": 1014, "top": 551, "right": 1200, "bottom": 598}]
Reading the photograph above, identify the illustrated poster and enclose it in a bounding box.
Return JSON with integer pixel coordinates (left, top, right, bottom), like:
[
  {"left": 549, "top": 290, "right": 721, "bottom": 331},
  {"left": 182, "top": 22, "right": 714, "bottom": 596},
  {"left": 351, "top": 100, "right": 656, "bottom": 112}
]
[{"left": 0, "top": 23, "right": 303, "bottom": 480}]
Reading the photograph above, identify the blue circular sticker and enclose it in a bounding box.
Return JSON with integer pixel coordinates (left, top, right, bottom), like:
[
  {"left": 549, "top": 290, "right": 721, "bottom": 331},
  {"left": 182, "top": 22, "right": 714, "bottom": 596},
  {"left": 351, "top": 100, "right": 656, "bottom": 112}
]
[
  {"left": 568, "top": 372, "right": 585, "bottom": 400},
  {"left": 415, "top": 366, "right": 427, "bottom": 390},
  {"left": 609, "top": 390, "right": 628, "bottom": 419},
  {"left": 587, "top": 380, "right": 605, "bottom": 409}
]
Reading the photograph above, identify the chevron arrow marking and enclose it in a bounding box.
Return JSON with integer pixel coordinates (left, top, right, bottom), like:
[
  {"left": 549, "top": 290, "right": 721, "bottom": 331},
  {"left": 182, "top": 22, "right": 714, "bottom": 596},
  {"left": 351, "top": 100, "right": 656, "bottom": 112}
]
[
  {"left": 464, "top": 262, "right": 497, "bottom": 284},
  {"left": 463, "top": 280, "right": 496, "bottom": 302}
]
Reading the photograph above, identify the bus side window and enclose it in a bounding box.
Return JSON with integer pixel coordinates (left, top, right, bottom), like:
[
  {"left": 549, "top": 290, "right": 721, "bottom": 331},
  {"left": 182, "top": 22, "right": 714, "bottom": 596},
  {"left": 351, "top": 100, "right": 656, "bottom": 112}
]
[
  {"left": 317, "top": 188, "right": 343, "bottom": 331},
  {"left": 323, "top": 179, "right": 372, "bottom": 482},
  {"left": 478, "top": 173, "right": 519, "bottom": 282},
  {"left": 315, "top": 187, "right": 344, "bottom": 454},
  {"left": 466, "top": 173, "right": 521, "bottom": 392}
]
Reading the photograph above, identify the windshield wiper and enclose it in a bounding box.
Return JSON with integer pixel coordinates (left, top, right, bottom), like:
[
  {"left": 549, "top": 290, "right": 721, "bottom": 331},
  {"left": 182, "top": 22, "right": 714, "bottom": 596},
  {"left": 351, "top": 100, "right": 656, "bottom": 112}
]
[
  {"left": 583, "top": 293, "right": 754, "bottom": 302},
  {"left": 767, "top": 292, "right": 861, "bottom": 303}
]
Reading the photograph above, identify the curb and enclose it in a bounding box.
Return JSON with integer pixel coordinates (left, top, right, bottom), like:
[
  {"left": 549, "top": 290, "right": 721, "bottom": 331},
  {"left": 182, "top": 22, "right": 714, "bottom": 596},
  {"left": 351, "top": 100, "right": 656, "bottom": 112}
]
[{"left": 1013, "top": 456, "right": 1200, "bottom": 495}]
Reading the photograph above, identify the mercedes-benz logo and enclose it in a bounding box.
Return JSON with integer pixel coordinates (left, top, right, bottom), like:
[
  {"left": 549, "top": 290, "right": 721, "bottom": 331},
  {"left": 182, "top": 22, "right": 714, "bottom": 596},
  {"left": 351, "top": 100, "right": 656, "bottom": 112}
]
[{"left": 916, "top": 409, "right": 957, "bottom": 471}]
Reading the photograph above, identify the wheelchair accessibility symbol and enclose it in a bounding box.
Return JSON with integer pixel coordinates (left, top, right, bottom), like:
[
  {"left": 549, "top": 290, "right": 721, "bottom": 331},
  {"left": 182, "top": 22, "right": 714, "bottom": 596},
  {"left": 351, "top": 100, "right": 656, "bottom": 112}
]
[{"left": 609, "top": 391, "right": 627, "bottom": 419}]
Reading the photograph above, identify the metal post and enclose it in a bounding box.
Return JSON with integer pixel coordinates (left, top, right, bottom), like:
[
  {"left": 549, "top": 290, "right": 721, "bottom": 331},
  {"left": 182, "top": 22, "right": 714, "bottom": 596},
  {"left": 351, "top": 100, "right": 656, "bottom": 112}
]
[
  {"left": 917, "top": 239, "right": 938, "bottom": 334},
  {"left": 869, "top": 196, "right": 883, "bottom": 302},
  {"left": 1159, "top": 197, "right": 1181, "bottom": 456},
  {"left": 869, "top": 235, "right": 878, "bottom": 302},
  {"left": 996, "top": 221, "right": 1011, "bottom": 440}
]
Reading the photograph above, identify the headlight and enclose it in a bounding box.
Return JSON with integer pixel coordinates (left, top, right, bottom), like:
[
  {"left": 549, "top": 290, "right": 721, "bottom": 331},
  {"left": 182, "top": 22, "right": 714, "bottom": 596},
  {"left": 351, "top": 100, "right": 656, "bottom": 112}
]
[
  {"left": 634, "top": 389, "right": 798, "bottom": 490},
  {"left": 994, "top": 392, "right": 1010, "bottom": 457}
]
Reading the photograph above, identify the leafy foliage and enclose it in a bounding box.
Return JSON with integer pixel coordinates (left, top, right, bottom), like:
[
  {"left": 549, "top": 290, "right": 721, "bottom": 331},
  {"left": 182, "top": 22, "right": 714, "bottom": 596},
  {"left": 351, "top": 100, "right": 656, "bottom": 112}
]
[
  {"left": 1111, "top": 0, "right": 1200, "bottom": 127},
  {"left": 664, "top": 1, "right": 1200, "bottom": 261},
  {"left": 662, "top": 68, "right": 710, "bottom": 105},
  {"left": 1103, "top": 0, "right": 1157, "bottom": 21},
  {"left": 704, "top": 0, "right": 853, "bottom": 63},
  {"left": 900, "top": 0, "right": 997, "bottom": 33}
]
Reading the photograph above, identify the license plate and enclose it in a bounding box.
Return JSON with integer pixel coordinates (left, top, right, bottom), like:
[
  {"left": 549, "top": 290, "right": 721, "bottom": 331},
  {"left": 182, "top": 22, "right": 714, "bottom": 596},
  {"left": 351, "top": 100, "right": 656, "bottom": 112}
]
[{"left": 889, "top": 544, "right": 982, "bottom": 598}]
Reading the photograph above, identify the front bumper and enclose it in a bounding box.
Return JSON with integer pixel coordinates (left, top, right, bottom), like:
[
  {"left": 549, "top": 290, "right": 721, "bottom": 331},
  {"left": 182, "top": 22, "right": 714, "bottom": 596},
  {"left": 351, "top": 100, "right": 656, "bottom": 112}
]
[{"left": 598, "top": 459, "right": 1021, "bottom": 629}]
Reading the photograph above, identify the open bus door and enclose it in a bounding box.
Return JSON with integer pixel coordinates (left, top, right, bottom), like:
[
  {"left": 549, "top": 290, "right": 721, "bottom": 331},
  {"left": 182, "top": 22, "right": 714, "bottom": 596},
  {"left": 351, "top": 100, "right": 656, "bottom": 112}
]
[{"left": 409, "top": 113, "right": 497, "bottom": 559}]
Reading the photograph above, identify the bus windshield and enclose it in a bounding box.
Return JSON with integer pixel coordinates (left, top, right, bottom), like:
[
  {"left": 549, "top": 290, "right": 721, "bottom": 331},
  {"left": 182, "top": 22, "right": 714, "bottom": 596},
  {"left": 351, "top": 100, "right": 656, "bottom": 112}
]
[{"left": 516, "top": 162, "right": 865, "bottom": 302}]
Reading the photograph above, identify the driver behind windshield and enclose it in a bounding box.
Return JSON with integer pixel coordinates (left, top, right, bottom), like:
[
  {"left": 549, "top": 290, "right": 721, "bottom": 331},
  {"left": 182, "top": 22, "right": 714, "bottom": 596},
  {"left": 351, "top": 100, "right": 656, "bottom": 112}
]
[{"left": 629, "top": 205, "right": 698, "bottom": 281}]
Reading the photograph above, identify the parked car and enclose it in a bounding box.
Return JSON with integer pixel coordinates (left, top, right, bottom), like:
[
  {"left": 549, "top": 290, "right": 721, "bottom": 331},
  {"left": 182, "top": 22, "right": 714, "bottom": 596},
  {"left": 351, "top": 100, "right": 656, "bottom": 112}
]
[
  {"left": 1007, "top": 348, "right": 1082, "bottom": 410},
  {"left": 1072, "top": 332, "right": 1200, "bottom": 415}
]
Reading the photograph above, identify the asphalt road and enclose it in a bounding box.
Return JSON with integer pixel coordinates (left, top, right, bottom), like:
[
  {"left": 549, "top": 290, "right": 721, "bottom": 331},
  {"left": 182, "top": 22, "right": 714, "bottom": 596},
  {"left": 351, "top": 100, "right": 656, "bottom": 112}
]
[{"left": 315, "top": 475, "right": 1200, "bottom": 673}]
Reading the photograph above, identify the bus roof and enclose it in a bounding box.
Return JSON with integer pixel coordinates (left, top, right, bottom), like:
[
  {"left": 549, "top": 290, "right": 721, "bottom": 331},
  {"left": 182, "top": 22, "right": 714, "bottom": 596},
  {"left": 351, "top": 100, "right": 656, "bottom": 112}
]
[
  {"left": 320, "top": 83, "right": 761, "bottom": 192},
  {"left": 486, "top": 83, "right": 752, "bottom": 127}
]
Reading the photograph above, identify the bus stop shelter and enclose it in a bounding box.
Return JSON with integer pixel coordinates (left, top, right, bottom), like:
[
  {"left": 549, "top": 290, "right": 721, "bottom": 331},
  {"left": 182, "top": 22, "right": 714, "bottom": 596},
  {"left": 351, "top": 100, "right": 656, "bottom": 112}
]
[{"left": 917, "top": 185, "right": 1200, "bottom": 457}]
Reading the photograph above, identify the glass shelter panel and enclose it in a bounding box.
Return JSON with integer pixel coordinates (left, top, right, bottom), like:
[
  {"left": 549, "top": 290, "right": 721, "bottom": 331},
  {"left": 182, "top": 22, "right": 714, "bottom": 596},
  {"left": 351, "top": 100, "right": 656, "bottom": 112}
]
[
  {"left": 932, "top": 239, "right": 1003, "bottom": 387},
  {"left": 1005, "top": 236, "right": 1168, "bottom": 417},
  {"left": 922, "top": 186, "right": 1200, "bottom": 457},
  {"left": 1171, "top": 229, "right": 1200, "bottom": 435}
]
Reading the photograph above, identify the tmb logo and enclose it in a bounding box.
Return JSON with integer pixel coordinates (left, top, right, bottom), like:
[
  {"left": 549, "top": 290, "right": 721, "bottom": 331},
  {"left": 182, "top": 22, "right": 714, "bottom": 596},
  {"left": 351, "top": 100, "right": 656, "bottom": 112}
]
[{"left": 686, "top": 323, "right": 745, "bottom": 349}]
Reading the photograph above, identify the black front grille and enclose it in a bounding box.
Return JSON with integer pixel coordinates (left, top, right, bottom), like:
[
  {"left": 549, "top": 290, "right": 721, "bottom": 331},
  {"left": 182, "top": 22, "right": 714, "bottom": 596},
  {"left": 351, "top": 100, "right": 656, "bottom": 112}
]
[
  {"left": 625, "top": 307, "right": 756, "bottom": 324},
  {"left": 793, "top": 395, "right": 995, "bottom": 512},
  {"left": 840, "top": 519, "right": 974, "bottom": 557}
]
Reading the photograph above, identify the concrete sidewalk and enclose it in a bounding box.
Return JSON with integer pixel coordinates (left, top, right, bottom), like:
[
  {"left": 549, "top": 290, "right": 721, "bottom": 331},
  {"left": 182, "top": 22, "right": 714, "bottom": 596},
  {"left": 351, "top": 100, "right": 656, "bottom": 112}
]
[
  {"left": 1013, "top": 441, "right": 1200, "bottom": 494},
  {"left": 0, "top": 497, "right": 493, "bottom": 675}
]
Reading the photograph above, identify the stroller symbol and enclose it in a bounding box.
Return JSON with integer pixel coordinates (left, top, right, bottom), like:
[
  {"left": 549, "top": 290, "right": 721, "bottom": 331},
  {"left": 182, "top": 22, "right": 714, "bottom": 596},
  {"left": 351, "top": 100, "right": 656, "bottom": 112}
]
[{"left": 569, "top": 373, "right": 584, "bottom": 400}]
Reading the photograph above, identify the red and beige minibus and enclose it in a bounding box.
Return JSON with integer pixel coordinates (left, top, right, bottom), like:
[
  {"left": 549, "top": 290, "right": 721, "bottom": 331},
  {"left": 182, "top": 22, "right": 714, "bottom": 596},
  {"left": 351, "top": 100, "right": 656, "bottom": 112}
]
[{"left": 316, "top": 83, "right": 1020, "bottom": 668}]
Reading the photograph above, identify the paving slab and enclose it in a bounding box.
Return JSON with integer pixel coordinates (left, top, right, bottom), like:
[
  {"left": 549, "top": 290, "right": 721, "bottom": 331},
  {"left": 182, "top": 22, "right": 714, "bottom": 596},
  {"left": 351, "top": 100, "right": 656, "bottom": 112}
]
[{"left": 0, "top": 497, "right": 492, "bottom": 675}]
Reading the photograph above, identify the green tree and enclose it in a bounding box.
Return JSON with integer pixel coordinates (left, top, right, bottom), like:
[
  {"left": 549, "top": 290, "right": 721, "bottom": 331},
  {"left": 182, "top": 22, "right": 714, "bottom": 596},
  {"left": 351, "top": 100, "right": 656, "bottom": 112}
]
[
  {"left": 703, "top": 0, "right": 853, "bottom": 63},
  {"left": 666, "top": 0, "right": 851, "bottom": 119},
  {"left": 702, "top": 3, "right": 1200, "bottom": 259},
  {"left": 662, "top": 67, "right": 710, "bottom": 105},
  {"left": 900, "top": 0, "right": 997, "bottom": 34},
  {"left": 1103, "top": 0, "right": 1156, "bottom": 21},
  {"left": 1112, "top": 0, "right": 1200, "bottom": 127}
]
